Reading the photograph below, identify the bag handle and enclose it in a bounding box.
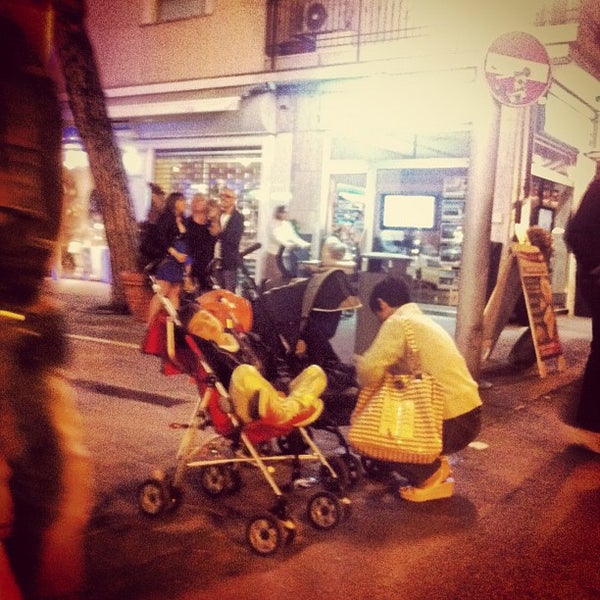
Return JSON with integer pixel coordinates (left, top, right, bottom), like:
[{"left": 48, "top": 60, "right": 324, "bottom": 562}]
[{"left": 397, "top": 318, "right": 423, "bottom": 377}]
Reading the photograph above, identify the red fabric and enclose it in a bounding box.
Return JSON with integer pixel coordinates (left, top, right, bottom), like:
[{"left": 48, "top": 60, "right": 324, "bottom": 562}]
[
  {"left": 243, "top": 420, "right": 295, "bottom": 444},
  {"left": 142, "top": 311, "right": 189, "bottom": 376},
  {"left": 141, "top": 311, "right": 167, "bottom": 357},
  {"left": 204, "top": 389, "right": 236, "bottom": 437}
]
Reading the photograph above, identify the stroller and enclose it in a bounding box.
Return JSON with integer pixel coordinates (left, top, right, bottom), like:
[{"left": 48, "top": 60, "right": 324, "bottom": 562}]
[
  {"left": 240, "top": 258, "right": 364, "bottom": 482},
  {"left": 137, "top": 247, "right": 352, "bottom": 556}
]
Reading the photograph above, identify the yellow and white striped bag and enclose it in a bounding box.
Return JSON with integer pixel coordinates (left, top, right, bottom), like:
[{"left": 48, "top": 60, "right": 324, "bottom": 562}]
[{"left": 349, "top": 321, "right": 444, "bottom": 464}]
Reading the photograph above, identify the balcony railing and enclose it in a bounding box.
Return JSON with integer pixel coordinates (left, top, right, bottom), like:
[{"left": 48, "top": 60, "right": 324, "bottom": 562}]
[
  {"left": 266, "top": 0, "right": 426, "bottom": 57},
  {"left": 266, "top": 0, "right": 583, "bottom": 60}
]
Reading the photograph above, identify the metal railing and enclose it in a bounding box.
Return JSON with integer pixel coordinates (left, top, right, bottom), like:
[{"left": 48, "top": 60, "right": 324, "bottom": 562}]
[
  {"left": 266, "top": 0, "right": 583, "bottom": 59},
  {"left": 266, "top": 0, "right": 425, "bottom": 57}
]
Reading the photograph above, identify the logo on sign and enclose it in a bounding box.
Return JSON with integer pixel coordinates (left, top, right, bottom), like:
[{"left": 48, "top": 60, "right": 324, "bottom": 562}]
[{"left": 484, "top": 31, "right": 552, "bottom": 107}]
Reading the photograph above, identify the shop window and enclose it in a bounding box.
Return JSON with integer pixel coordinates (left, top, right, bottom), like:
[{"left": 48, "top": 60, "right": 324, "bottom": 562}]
[
  {"left": 368, "top": 168, "right": 467, "bottom": 306},
  {"left": 60, "top": 162, "right": 111, "bottom": 282}
]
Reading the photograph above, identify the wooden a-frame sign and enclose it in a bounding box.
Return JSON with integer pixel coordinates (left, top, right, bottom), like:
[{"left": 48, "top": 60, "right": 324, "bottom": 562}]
[{"left": 482, "top": 243, "right": 565, "bottom": 378}]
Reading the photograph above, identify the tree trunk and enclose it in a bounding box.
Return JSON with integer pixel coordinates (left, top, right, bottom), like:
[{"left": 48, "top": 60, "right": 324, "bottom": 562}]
[{"left": 53, "top": 0, "right": 139, "bottom": 311}]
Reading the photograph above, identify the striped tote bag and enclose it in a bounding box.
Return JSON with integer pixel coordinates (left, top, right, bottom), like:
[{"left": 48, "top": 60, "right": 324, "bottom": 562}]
[{"left": 348, "top": 321, "right": 444, "bottom": 464}]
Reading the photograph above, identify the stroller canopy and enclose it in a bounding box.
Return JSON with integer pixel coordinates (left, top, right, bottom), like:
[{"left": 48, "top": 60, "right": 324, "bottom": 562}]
[
  {"left": 255, "top": 268, "right": 361, "bottom": 356},
  {"left": 301, "top": 269, "right": 361, "bottom": 315}
]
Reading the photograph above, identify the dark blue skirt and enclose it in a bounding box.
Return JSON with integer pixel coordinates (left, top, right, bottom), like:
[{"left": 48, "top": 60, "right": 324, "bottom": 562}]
[{"left": 155, "top": 239, "right": 187, "bottom": 283}]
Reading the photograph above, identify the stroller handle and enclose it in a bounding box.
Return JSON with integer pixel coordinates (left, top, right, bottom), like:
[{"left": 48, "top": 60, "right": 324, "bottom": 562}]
[
  {"left": 143, "top": 259, "right": 161, "bottom": 275},
  {"left": 205, "top": 243, "right": 262, "bottom": 290},
  {"left": 240, "top": 242, "right": 261, "bottom": 258}
]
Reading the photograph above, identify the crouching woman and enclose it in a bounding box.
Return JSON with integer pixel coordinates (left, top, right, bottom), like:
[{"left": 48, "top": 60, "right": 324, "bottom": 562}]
[{"left": 352, "top": 276, "right": 482, "bottom": 502}]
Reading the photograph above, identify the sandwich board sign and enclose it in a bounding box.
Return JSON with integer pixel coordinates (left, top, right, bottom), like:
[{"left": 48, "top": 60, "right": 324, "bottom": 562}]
[
  {"left": 484, "top": 31, "right": 552, "bottom": 107},
  {"left": 482, "top": 243, "right": 565, "bottom": 378}
]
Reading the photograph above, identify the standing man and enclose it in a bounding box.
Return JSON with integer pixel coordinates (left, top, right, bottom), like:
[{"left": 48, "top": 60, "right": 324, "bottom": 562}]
[{"left": 215, "top": 187, "right": 244, "bottom": 292}]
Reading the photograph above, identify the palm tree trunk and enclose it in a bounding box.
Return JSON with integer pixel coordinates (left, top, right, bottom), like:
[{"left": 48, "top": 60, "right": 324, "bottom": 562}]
[{"left": 53, "top": 0, "right": 139, "bottom": 311}]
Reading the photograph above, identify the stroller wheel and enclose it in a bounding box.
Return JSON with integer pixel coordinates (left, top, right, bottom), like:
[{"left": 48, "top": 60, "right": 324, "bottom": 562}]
[
  {"left": 137, "top": 478, "right": 182, "bottom": 517},
  {"left": 306, "top": 491, "right": 342, "bottom": 530},
  {"left": 320, "top": 455, "right": 350, "bottom": 493},
  {"left": 200, "top": 465, "right": 240, "bottom": 497},
  {"left": 246, "top": 513, "right": 285, "bottom": 556}
]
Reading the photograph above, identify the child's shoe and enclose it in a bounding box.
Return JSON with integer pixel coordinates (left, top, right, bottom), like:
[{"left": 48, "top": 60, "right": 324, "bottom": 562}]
[{"left": 288, "top": 364, "right": 327, "bottom": 399}]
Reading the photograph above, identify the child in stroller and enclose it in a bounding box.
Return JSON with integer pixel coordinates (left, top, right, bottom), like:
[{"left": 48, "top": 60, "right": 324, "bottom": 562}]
[{"left": 139, "top": 256, "right": 352, "bottom": 555}]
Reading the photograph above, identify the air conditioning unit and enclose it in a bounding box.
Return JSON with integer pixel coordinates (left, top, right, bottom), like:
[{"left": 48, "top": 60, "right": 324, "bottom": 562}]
[{"left": 298, "top": 1, "right": 356, "bottom": 35}]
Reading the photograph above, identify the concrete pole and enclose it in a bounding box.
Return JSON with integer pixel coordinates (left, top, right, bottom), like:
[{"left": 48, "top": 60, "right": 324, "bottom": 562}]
[{"left": 455, "top": 69, "right": 501, "bottom": 381}]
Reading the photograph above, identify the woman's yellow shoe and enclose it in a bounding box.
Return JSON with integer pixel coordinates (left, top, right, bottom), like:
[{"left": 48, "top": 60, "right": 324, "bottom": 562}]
[{"left": 399, "top": 457, "right": 454, "bottom": 502}]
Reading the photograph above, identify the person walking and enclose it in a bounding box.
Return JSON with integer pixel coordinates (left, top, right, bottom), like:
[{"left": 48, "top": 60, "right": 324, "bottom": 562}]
[
  {"left": 146, "top": 191, "right": 189, "bottom": 324},
  {"left": 263, "top": 204, "right": 310, "bottom": 282},
  {"left": 186, "top": 193, "right": 220, "bottom": 292},
  {"left": 564, "top": 177, "right": 600, "bottom": 453},
  {"left": 353, "top": 276, "right": 482, "bottom": 502},
  {"left": 215, "top": 187, "right": 244, "bottom": 292}
]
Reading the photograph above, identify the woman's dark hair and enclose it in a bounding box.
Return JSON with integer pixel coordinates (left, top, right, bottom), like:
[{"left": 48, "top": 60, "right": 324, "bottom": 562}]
[
  {"left": 369, "top": 276, "right": 411, "bottom": 312},
  {"left": 164, "top": 192, "right": 185, "bottom": 214}
]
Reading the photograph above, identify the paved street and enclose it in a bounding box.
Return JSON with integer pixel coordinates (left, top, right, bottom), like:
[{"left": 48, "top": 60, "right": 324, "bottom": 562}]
[{"left": 48, "top": 279, "right": 600, "bottom": 600}]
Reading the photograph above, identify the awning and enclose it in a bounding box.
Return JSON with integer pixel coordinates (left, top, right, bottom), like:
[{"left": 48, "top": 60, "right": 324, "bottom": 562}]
[{"left": 107, "top": 95, "right": 241, "bottom": 119}]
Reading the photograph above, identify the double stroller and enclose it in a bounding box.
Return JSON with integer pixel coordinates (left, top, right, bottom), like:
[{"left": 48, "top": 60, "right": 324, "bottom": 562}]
[{"left": 137, "top": 250, "right": 361, "bottom": 555}]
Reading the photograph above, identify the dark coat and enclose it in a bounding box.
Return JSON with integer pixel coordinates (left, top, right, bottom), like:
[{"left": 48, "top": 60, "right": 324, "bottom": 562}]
[
  {"left": 138, "top": 221, "right": 164, "bottom": 270},
  {"left": 155, "top": 209, "right": 181, "bottom": 255},
  {"left": 219, "top": 209, "right": 244, "bottom": 270},
  {"left": 186, "top": 217, "right": 217, "bottom": 285},
  {"left": 565, "top": 179, "right": 600, "bottom": 274}
]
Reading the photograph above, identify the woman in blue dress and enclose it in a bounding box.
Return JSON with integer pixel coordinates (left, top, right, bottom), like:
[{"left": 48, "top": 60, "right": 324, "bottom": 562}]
[{"left": 147, "top": 191, "right": 189, "bottom": 324}]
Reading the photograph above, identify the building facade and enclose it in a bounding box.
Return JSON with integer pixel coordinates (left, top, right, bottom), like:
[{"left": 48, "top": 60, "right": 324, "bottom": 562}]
[{"left": 56, "top": 0, "right": 600, "bottom": 313}]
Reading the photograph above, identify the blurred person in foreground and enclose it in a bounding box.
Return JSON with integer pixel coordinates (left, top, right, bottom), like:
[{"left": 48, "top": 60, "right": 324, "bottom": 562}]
[
  {"left": 0, "top": 2, "right": 92, "bottom": 598},
  {"left": 564, "top": 176, "right": 600, "bottom": 453},
  {"left": 353, "top": 276, "right": 482, "bottom": 502}
]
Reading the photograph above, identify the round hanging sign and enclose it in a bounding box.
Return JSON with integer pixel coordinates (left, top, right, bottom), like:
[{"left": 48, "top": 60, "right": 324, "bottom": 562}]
[{"left": 484, "top": 31, "right": 552, "bottom": 107}]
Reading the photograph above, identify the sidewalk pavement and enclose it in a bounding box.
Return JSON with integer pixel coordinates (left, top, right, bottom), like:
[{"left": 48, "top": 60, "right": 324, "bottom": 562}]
[{"left": 47, "top": 278, "right": 599, "bottom": 600}]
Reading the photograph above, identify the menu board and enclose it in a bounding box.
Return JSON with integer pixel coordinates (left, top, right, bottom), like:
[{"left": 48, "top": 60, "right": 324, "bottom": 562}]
[
  {"left": 483, "top": 243, "right": 565, "bottom": 378},
  {"left": 513, "top": 245, "right": 563, "bottom": 360}
]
